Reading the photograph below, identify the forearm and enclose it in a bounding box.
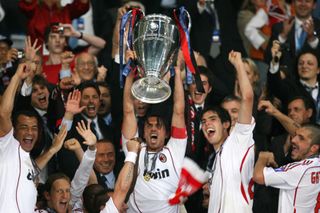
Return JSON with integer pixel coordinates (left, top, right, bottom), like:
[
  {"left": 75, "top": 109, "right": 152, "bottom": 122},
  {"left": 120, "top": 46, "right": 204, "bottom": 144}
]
[
  {"left": 78, "top": 32, "right": 106, "bottom": 52},
  {"left": 253, "top": 157, "right": 268, "bottom": 185},
  {"left": 273, "top": 110, "right": 299, "bottom": 136},
  {"left": 172, "top": 69, "right": 185, "bottom": 128},
  {"left": 35, "top": 148, "right": 56, "bottom": 170}
]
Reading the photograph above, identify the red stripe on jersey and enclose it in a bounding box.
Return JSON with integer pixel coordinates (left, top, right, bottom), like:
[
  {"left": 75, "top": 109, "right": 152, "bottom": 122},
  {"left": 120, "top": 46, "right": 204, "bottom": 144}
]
[
  {"left": 293, "top": 165, "right": 320, "bottom": 211},
  {"left": 314, "top": 192, "right": 320, "bottom": 213},
  {"left": 171, "top": 126, "right": 187, "bottom": 139},
  {"left": 239, "top": 144, "right": 254, "bottom": 204},
  {"left": 56, "top": 118, "right": 62, "bottom": 128}
]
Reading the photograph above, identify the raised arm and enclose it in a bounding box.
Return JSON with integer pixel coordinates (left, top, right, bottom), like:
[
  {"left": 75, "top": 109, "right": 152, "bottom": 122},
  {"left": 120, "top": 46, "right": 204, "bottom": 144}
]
[
  {"left": 171, "top": 67, "right": 185, "bottom": 128},
  {"left": 112, "top": 139, "right": 140, "bottom": 211},
  {"left": 35, "top": 125, "right": 67, "bottom": 170},
  {"left": 122, "top": 71, "right": 137, "bottom": 139},
  {"left": 60, "top": 23, "right": 106, "bottom": 56},
  {"left": 258, "top": 100, "right": 300, "bottom": 136},
  {"left": 229, "top": 51, "right": 254, "bottom": 124},
  {"left": 0, "top": 63, "right": 29, "bottom": 137}
]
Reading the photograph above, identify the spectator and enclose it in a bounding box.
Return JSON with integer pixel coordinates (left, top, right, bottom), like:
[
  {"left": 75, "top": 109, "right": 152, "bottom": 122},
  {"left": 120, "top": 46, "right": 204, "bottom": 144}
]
[{"left": 97, "top": 82, "right": 112, "bottom": 126}]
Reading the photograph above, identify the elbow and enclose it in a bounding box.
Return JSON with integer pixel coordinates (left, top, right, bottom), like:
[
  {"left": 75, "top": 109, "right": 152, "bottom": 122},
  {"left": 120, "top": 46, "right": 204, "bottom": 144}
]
[
  {"left": 242, "top": 90, "right": 254, "bottom": 103},
  {"left": 253, "top": 171, "right": 265, "bottom": 185}
]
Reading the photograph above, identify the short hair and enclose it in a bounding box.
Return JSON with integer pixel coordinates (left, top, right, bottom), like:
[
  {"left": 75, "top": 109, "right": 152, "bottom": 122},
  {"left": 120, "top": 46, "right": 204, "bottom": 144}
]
[
  {"left": 221, "top": 95, "right": 241, "bottom": 105},
  {"left": 44, "top": 173, "right": 70, "bottom": 193},
  {"left": 201, "top": 106, "right": 231, "bottom": 131},
  {"left": 197, "top": 66, "right": 214, "bottom": 88},
  {"left": 97, "top": 139, "right": 115, "bottom": 150},
  {"left": 32, "top": 75, "right": 49, "bottom": 89},
  {"left": 297, "top": 48, "right": 320, "bottom": 68},
  {"left": 97, "top": 81, "right": 111, "bottom": 93},
  {"left": 44, "top": 23, "right": 60, "bottom": 45},
  {"left": 145, "top": 113, "right": 170, "bottom": 134},
  {"left": 77, "top": 80, "right": 101, "bottom": 96},
  {"left": 83, "top": 184, "right": 110, "bottom": 213},
  {"left": 12, "top": 110, "right": 41, "bottom": 129},
  {"left": 301, "top": 123, "right": 320, "bottom": 154}
]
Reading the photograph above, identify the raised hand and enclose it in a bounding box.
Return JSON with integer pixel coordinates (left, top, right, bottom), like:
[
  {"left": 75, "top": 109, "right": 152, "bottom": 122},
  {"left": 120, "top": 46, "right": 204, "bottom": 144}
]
[
  {"left": 24, "top": 36, "right": 41, "bottom": 61},
  {"left": 60, "top": 23, "right": 78, "bottom": 38},
  {"left": 258, "top": 100, "right": 278, "bottom": 116},
  {"left": 97, "top": 65, "right": 108, "bottom": 82},
  {"left": 280, "top": 16, "right": 294, "bottom": 40},
  {"left": 228, "top": 50, "right": 243, "bottom": 68},
  {"left": 60, "top": 51, "right": 74, "bottom": 69},
  {"left": 64, "top": 138, "right": 81, "bottom": 151},
  {"left": 6, "top": 48, "right": 18, "bottom": 63},
  {"left": 303, "top": 17, "right": 316, "bottom": 41},
  {"left": 76, "top": 120, "right": 97, "bottom": 148},
  {"left": 15, "top": 63, "right": 31, "bottom": 80},
  {"left": 65, "top": 90, "right": 86, "bottom": 115},
  {"left": 258, "top": 151, "right": 278, "bottom": 168},
  {"left": 271, "top": 40, "right": 282, "bottom": 63},
  {"left": 126, "top": 138, "right": 141, "bottom": 153},
  {"left": 51, "top": 124, "right": 68, "bottom": 154}
]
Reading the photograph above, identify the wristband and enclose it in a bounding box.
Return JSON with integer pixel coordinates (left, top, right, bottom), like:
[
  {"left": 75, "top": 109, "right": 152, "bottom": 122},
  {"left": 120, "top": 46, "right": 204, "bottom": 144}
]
[
  {"left": 78, "top": 32, "right": 83, "bottom": 39},
  {"left": 60, "top": 69, "right": 72, "bottom": 79},
  {"left": 125, "top": 152, "right": 138, "bottom": 164}
]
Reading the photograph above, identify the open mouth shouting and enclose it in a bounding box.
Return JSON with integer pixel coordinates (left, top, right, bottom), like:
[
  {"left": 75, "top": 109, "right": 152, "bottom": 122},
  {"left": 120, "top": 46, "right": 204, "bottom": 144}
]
[
  {"left": 38, "top": 94, "right": 47, "bottom": 104},
  {"left": 150, "top": 132, "right": 158, "bottom": 143},
  {"left": 87, "top": 104, "right": 96, "bottom": 114},
  {"left": 206, "top": 128, "right": 216, "bottom": 138}
]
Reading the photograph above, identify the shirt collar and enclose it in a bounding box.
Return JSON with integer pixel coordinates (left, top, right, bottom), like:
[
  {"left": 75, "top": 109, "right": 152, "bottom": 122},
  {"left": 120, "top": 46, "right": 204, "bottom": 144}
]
[
  {"left": 300, "top": 79, "right": 319, "bottom": 90},
  {"left": 33, "top": 107, "right": 47, "bottom": 117},
  {"left": 81, "top": 113, "right": 98, "bottom": 123}
]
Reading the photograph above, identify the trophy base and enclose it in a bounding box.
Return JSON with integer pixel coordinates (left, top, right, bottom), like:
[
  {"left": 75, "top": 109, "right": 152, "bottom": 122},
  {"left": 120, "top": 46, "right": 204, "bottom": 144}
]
[{"left": 131, "top": 76, "right": 171, "bottom": 104}]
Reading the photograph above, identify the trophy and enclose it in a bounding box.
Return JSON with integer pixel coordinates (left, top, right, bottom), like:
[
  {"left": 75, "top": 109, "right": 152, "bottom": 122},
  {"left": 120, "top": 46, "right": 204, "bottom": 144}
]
[{"left": 131, "top": 14, "right": 179, "bottom": 104}]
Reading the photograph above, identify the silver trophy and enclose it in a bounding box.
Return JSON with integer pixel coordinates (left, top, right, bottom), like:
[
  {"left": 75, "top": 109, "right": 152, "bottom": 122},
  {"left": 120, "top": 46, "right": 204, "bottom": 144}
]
[{"left": 131, "top": 14, "right": 179, "bottom": 104}]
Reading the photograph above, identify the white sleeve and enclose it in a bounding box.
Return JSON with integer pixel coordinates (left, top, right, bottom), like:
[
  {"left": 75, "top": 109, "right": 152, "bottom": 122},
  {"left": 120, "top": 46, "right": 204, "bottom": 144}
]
[
  {"left": 269, "top": 62, "right": 280, "bottom": 74},
  {"left": 308, "top": 37, "right": 319, "bottom": 49},
  {"left": 0, "top": 3, "right": 5, "bottom": 22},
  {"left": 70, "top": 148, "right": 97, "bottom": 208},
  {"left": 244, "top": 8, "right": 269, "bottom": 49},
  {"left": 121, "top": 131, "right": 138, "bottom": 156},
  {"left": 166, "top": 127, "right": 187, "bottom": 165},
  {"left": 100, "top": 197, "right": 119, "bottom": 213},
  {"left": 232, "top": 118, "right": 255, "bottom": 145},
  {"left": 263, "top": 164, "right": 304, "bottom": 190}
]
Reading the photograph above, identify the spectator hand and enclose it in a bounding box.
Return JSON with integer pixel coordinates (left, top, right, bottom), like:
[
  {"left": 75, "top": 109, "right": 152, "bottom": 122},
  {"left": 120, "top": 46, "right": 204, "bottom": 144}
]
[
  {"left": 60, "top": 23, "right": 78, "bottom": 38},
  {"left": 64, "top": 138, "right": 81, "bottom": 152},
  {"left": 280, "top": 16, "right": 294, "bottom": 40},
  {"left": 6, "top": 48, "right": 18, "bottom": 63},
  {"left": 59, "top": 77, "right": 75, "bottom": 90},
  {"left": 97, "top": 65, "right": 107, "bottom": 82},
  {"left": 60, "top": 51, "right": 74, "bottom": 69},
  {"left": 15, "top": 63, "right": 31, "bottom": 80},
  {"left": 24, "top": 36, "right": 41, "bottom": 61},
  {"left": 65, "top": 89, "right": 85, "bottom": 115},
  {"left": 271, "top": 40, "right": 282, "bottom": 64},
  {"left": 303, "top": 17, "right": 316, "bottom": 41},
  {"left": 258, "top": 100, "right": 277, "bottom": 116},
  {"left": 76, "top": 120, "right": 97, "bottom": 150},
  {"left": 51, "top": 124, "right": 68, "bottom": 154}
]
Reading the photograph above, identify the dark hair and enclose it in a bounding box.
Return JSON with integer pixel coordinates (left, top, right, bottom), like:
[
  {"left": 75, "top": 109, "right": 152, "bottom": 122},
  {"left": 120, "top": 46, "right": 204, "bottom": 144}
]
[
  {"left": 32, "top": 75, "right": 49, "bottom": 89},
  {"left": 201, "top": 106, "right": 231, "bottom": 132},
  {"left": 301, "top": 123, "right": 320, "bottom": 154},
  {"left": 44, "top": 173, "right": 70, "bottom": 193},
  {"left": 12, "top": 110, "right": 40, "bottom": 129},
  {"left": 145, "top": 113, "right": 170, "bottom": 134},
  {"left": 297, "top": 48, "right": 320, "bottom": 68},
  {"left": 77, "top": 80, "right": 101, "bottom": 96},
  {"left": 44, "top": 23, "right": 60, "bottom": 45},
  {"left": 83, "top": 184, "right": 110, "bottom": 213},
  {"left": 97, "top": 81, "right": 111, "bottom": 93},
  {"left": 197, "top": 66, "right": 214, "bottom": 88}
]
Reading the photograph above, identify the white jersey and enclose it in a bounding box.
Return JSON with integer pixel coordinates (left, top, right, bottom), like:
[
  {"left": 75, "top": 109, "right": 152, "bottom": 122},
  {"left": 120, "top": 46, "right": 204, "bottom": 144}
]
[
  {"left": 0, "top": 128, "right": 37, "bottom": 212},
  {"left": 208, "top": 119, "right": 255, "bottom": 213},
  {"left": 264, "top": 156, "right": 320, "bottom": 213},
  {"left": 100, "top": 197, "right": 119, "bottom": 213},
  {"left": 122, "top": 126, "right": 187, "bottom": 213}
]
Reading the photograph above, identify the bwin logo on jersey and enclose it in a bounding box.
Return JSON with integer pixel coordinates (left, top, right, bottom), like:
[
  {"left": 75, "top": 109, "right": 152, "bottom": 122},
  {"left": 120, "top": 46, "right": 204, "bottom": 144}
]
[{"left": 143, "top": 169, "right": 169, "bottom": 180}]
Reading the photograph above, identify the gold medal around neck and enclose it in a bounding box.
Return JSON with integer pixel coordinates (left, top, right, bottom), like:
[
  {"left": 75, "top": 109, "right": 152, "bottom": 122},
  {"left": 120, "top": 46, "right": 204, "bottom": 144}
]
[{"left": 144, "top": 173, "right": 151, "bottom": 181}]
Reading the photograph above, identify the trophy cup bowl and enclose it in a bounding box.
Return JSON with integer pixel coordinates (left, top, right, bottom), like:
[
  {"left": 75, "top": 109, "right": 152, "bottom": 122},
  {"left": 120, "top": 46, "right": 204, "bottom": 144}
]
[{"left": 131, "top": 14, "right": 179, "bottom": 104}]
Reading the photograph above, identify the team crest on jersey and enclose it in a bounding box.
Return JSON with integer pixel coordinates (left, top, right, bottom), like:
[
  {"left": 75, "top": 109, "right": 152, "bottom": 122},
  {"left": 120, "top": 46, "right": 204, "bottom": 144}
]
[
  {"left": 274, "top": 167, "right": 284, "bottom": 172},
  {"left": 159, "top": 153, "right": 167, "bottom": 163}
]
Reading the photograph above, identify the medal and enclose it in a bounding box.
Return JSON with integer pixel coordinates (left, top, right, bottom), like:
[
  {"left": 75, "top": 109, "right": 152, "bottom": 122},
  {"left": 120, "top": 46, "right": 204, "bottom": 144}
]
[{"left": 144, "top": 173, "right": 151, "bottom": 181}]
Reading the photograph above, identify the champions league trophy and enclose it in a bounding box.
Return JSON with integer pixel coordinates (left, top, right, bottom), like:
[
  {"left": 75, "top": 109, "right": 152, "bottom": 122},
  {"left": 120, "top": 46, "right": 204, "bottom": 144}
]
[{"left": 131, "top": 14, "right": 179, "bottom": 104}]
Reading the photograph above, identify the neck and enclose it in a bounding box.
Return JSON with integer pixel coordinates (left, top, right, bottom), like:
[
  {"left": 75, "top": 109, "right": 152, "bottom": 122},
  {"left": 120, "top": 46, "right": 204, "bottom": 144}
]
[
  {"left": 297, "top": 15, "right": 312, "bottom": 22},
  {"left": 47, "top": 53, "right": 61, "bottom": 65},
  {"left": 301, "top": 77, "right": 318, "bottom": 87},
  {"left": 213, "top": 134, "right": 228, "bottom": 151}
]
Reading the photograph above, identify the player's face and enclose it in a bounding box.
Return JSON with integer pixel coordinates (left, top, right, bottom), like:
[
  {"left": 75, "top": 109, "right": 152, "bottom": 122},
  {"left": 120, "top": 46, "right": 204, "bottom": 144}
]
[
  {"left": 94, "top": 142, "right": 116, "bottom": 175},
  {"left": 144, "top": 116, "right": 166, "bottom": 152},
  {"left": 47, "top": 179, "right": 71, "bottom": 213},
  {"left": 201, "top": 110, "right": 228, "bottom": 150},
  {"left": 31, "top": 83, "right": 50, "bottom": 110},
  {"left": 14, "top": 115, "right": 39, "bottom": 152},
  {"left": 98, "top": 86, "right": 111, "bottom": 115},
  {"left": 221, "top": 100, "right": 240, "bottom": 127},
  {"left": 80, "top": 87, "right": 100, "bottom": 119},
  {"left": 47, "top": 32, "right": 66, "bottom": 54},
  {"left": 287, "top": 99, "right": 311, "bottom": 125},
  {"left": 76, "top": 53, "right": 97, "bottom": 81},
  {"left": 294, "top": 0, "right": 316, "bottom": 19},
  {"left": 188, "top": 74, "right": 212, "bottom": 105},
  {"left": 290, "top": 127, "right": 313, "bottom": 161},
  {"left": 297, "top": 53, "right": 320, "bottom": 82}
]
